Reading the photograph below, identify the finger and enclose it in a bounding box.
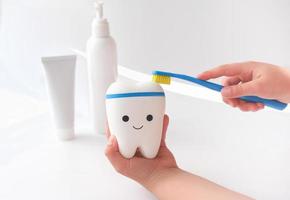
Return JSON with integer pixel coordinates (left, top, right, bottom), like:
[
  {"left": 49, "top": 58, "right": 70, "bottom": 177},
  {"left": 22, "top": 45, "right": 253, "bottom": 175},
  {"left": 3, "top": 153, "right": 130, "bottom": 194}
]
[
  {"left": 160, "top": 114, "right": 169, "bottom": 147},
  {"left": 234, "top": 99, "right": 262, "bottom": 112},
  {"left": 222, "top": 97, "right": 240, "bottom": 108},
  {"left": 105, "top": 121, "right": 110, "bottom": 140},
  {"left": 105, "top": 135, "right": 119, "bottom": 157},
  {"left": 222, "top": 76, "right": 241, "bottom": 87},
  {"left": 224, "top": 96, "right": 265, "bottom": 111},
  {"left": 252, "top": 103, "right": 265, "bottom": 111},
  {"left": 222, "top": 77, "right": 242, "bottom": 107},
  {"left": 257, "top": 103, "right": 265, "bottom": 110},
  {"left": 198, "top": 63, "right": 247, "bottom": 80},
  {"left": 158, "top": 145, "right": 174, "bottom": 158},
  {"left": 221, "top": 79, "right": 260, "bottom": 98},
  {"left": 105, "top": 135, "right": 128, "bottom": 173}
]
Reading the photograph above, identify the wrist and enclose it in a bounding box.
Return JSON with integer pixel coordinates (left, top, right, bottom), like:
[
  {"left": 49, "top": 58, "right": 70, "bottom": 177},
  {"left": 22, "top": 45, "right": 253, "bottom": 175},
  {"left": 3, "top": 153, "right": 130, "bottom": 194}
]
[{"left": 141, "top": 167, "right": 181, "bottom": 192}]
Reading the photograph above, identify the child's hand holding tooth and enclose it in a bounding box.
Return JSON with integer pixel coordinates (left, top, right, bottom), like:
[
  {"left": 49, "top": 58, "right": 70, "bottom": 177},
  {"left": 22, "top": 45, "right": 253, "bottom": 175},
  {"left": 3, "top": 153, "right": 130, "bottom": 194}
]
[
  {"left": 105, "top": 115, "right": 178, "bottom": 186},
  {"left": 198, "top": 61, "right": 290, "bottom": 112},
  {"left": 105, "top": 115, "right": 252, "bottom": 200}
]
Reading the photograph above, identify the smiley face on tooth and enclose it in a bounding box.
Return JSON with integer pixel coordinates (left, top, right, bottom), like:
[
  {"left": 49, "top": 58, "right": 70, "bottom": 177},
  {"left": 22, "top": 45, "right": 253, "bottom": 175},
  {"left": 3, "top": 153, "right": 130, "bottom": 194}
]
[
  {"left": 106, "top": 81, "right": 166, "bottom": 159},
  {"left": 121, "top": 114, "right": 153, "bottom": 131}
]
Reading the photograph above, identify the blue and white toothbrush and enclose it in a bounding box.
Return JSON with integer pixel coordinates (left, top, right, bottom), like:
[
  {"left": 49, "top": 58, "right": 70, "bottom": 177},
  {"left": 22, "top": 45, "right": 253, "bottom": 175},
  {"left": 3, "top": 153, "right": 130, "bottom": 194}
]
[{"left": 152, "top": 70, "right": 287, "bottom": 111}]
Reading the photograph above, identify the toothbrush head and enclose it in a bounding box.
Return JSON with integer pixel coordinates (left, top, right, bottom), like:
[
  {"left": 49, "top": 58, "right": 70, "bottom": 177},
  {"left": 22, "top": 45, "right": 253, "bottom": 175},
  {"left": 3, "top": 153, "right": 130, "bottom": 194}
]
[{"left": 152, "top": 71, "right": 171, "bottom": 85}]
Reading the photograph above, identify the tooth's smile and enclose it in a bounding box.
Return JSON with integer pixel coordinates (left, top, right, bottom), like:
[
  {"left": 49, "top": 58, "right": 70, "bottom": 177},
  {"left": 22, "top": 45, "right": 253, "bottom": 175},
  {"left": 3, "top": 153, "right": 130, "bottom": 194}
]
[{"left": 133, "top": 125, "right": 143, "bottom": 130}]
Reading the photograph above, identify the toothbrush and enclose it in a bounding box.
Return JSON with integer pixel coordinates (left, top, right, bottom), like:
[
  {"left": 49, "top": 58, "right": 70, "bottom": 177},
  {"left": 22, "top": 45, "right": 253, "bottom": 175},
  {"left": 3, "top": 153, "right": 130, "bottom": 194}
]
[{"left": 152, "top": 70, "right": 287, "bottom": 111}]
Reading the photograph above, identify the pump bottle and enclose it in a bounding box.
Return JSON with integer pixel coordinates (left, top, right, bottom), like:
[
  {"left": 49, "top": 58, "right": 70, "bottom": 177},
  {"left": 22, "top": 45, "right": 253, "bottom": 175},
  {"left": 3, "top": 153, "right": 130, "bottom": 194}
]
[{"left": 87, "top": 2, "right": 117, "bottom": 135}]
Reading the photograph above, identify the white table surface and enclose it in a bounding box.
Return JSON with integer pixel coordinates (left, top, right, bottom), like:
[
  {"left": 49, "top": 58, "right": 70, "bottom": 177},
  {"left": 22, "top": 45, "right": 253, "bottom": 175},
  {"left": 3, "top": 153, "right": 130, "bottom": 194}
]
[{"left": 1, "top": 91, "right": 290, "bottom": 200}]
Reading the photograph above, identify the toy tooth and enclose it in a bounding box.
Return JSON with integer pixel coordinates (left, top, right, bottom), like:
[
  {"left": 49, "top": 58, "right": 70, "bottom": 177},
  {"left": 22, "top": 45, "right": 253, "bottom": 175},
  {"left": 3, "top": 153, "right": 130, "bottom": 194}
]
[{"left": 106, "top": 81, "right": 166, "bottom": 159}]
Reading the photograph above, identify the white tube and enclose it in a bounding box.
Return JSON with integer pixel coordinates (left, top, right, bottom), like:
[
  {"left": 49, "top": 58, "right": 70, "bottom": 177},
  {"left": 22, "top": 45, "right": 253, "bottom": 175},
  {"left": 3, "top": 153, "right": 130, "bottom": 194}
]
[{"left": 41, "top": 55, "right": 76, "bottom": 141}]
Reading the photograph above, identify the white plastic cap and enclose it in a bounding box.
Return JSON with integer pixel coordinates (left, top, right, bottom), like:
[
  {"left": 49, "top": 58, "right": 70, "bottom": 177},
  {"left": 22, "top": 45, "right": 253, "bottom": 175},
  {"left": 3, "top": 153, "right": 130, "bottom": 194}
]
[
  {"left": 95, "top": 1, "right": 104, "bottom": 20},
  {"left": 92, "top": 1, "right": 110, "bottom": 37}
]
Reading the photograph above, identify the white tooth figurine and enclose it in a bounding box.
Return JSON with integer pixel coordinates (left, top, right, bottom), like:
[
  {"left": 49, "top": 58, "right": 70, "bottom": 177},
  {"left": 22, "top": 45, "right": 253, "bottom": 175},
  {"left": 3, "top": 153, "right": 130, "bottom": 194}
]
[{"left": 106, "top": 81, "right": 166, "bottom": 159}]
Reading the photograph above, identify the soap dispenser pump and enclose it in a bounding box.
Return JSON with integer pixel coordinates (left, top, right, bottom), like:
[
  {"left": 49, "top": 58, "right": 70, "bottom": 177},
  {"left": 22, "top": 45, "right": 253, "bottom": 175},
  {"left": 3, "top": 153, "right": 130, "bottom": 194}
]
[{"left": 87, "top": 1, "right": 117, "bottom": 135}]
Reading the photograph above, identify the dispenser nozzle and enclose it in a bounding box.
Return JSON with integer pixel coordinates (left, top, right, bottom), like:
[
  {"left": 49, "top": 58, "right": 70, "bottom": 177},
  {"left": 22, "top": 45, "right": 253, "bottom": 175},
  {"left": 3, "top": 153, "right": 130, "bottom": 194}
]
[{"left": 94, "top": 1, "right": 104, "bottom": 19}]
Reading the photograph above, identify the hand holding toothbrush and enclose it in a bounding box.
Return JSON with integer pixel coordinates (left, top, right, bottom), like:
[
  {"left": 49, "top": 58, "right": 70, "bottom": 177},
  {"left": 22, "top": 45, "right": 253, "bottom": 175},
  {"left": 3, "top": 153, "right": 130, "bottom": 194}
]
[{"left": 198, "top": 61, "right": 290, "bottom": 112}]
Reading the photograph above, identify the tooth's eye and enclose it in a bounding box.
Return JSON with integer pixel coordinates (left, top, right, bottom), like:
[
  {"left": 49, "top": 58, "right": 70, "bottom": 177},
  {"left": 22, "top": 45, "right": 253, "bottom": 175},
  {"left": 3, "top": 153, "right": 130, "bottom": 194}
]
[
  {"left": 146, "top": 114, "right": 153, "bottom": 122},
  {"left": 122, "top": 115, "right": 129, "bottom": 122}
]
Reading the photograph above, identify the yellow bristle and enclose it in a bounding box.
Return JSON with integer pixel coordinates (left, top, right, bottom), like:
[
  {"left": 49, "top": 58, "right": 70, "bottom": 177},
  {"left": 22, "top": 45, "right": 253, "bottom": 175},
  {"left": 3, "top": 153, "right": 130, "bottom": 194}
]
[{"left": 152, "top": 75, "right": 171, "bottom": 84}]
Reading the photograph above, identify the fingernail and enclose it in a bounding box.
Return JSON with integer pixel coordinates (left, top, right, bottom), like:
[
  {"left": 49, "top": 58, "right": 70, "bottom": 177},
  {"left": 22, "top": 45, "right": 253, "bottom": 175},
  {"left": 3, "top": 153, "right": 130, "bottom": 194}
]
[
  {"left": 257, "top": 103, "right": 264, "bottom": 108},
  {"left": 221, "top": 87, "right": 231, "bottom": 96}
]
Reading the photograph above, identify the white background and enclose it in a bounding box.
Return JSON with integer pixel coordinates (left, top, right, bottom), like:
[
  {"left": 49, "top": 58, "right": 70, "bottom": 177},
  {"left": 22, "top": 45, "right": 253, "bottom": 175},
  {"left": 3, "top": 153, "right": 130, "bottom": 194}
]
[
  {"left": 1, "top": 0, "right": 290, "bottom": 199},
  {"left": 1, "top": 0, "right": 290, "bottom": 99}
]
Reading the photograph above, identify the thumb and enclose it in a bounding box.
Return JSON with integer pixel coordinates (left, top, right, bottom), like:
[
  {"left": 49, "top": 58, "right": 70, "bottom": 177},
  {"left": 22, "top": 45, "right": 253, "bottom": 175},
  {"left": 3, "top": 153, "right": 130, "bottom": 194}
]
[
  {"left": 160, "top": 114, "right": 169, "bottom": 147},
  {"left": 221, "top": 80, "right": 260, "bottom": 98}
]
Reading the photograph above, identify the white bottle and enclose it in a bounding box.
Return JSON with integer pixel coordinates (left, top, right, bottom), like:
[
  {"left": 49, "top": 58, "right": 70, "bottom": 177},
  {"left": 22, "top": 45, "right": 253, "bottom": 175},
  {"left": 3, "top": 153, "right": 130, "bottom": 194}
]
[{"left": 87, "top": 1, "right": 117, "bottom": 135}]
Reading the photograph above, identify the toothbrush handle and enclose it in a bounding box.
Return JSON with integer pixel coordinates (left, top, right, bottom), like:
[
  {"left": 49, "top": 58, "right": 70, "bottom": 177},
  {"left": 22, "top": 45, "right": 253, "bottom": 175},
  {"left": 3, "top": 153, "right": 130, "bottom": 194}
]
[
  {"left": 240, "top": 96, "right": 287, "bottom": 110},
  {"left": 194, "top": 78, "right": 288, "bottom": 111},
  {"left": 160, "top": 72, "right": 288, "bottom": 110}
]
